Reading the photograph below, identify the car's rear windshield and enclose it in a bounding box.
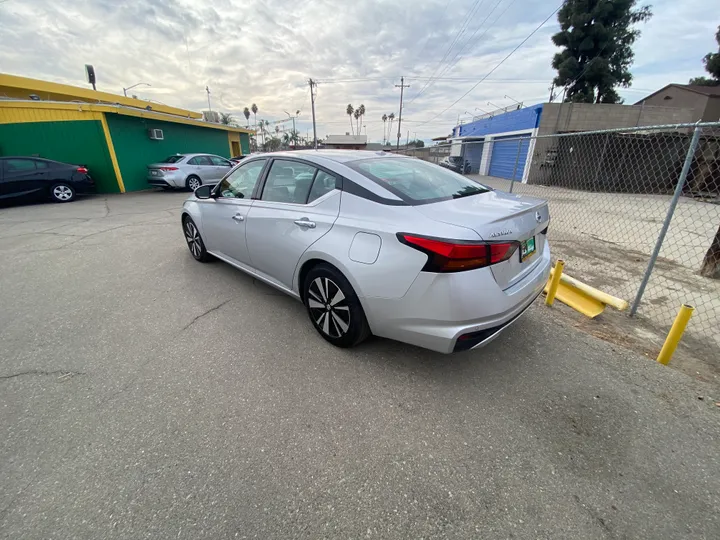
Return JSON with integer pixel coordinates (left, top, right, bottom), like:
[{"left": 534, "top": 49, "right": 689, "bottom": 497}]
[
  {"left": 349, "top": 157, "right": 490, "bottom": 204},
  {"left": 161, "top": 155, "right": 185, "bottom": 163}
]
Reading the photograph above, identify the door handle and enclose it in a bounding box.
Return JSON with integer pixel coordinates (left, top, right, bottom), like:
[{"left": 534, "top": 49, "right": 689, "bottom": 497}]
[
  {"left": 232, "top": 214, "right": 245, "bottom": 222},
  {"left": 294, "top": 219, "right": 316, "bottom": 229}
]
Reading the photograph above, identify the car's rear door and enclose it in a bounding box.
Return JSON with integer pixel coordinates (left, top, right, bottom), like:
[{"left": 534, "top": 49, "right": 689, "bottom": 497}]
[
  {"left": 190, "top": 155, "right": 214, "bottom": 181},
  {"left": 245, "top": 158, "right": 341, "bottom": 289},
  {"left": 0, "top": 158, "right": 47, "bottom": 199}
]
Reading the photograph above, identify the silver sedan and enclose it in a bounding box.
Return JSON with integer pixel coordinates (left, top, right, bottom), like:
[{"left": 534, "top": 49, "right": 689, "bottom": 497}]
[
  {"left": 181, "top": 150, "right": 551, "bottom": 353},
  {"left": 147, "top": 153, "right": 234, "bottom": 190}
]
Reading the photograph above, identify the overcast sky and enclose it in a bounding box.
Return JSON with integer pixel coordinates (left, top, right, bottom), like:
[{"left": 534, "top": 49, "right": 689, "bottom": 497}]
[{"left": 0, "top": 0, "right": 716, "bottom": 142}]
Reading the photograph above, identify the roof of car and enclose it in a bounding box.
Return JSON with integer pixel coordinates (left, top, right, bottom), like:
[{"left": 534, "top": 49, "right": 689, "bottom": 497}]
[{"left": 268, "top": 149, "right": 407, "bottom": 164}]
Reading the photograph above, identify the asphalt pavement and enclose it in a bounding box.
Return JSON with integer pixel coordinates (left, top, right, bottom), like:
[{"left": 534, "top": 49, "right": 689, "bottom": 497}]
[{"left": 1, "top": 192, "right": 719, "bottom": 539}]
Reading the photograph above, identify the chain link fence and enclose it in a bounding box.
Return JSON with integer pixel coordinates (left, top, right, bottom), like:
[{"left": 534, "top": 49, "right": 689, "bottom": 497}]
[{"left": 395, "top": 123, "right": 720, "bottom": 363}]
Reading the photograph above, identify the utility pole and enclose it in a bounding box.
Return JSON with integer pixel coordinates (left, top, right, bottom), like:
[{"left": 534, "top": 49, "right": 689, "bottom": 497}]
[
  {"left": 308, "top": 78, "right": 318, "bottom": 149},
  {"left": 206, "top": 86, "right": 212, "bottom": 112},
  {"left": 406, "top": 130, "right": 410, "bottom": 148},
  {"left": 395, "top": 76, "right": 410, "bottom": 150},
  {"left": 548, "top": 81, "right": 555, "bottom": 103}
]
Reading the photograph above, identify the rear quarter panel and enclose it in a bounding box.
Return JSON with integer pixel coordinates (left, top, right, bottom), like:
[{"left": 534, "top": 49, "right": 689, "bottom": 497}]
[{"left": 293, "top": 191, "right": 483, "bottom": 300}]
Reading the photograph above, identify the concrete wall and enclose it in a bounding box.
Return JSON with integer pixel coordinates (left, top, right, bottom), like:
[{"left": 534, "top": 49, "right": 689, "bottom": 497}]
[
  {"left": 704, "top": 98, "right": 720, "bottom": 122},
  {"left": 537, "top": 102, "right": 694, "bottom": 136},
  {"left": 638, "top": 86, "right": 710, "bottom": 122}
]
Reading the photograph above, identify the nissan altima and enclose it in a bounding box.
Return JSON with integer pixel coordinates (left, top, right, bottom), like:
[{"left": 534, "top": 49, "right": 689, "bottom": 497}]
[{"left": 181, "top": 150, "right": 551, "bottom": 353}]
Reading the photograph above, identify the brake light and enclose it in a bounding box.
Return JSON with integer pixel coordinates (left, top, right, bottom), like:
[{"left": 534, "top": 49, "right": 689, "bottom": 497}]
[
  {"left": 397, "top": 233, "right": 518, "bottom": 272},
  {"left": 77, "top": 167, "right": 88, "bottom": 173},
  {"left": 160, "top": 166, "right": 178, "bottom": 171}
]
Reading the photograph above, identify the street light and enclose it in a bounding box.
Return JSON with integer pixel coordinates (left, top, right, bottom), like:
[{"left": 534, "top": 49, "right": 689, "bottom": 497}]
[
  {"left": 123, "top": 82, "right": 151, "bottom": 97},
  {"left": 284, "top": 110, "right": 300, "bottom": 146}
]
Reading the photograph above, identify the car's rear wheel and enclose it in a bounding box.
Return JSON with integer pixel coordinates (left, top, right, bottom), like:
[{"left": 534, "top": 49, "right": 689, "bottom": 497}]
[
  {"left": 186, "top": 175, "right": 202, "bottom": 191},
  {"left": 182, "top": 216, "right": 211, "bottom": 262},
  {"left": 50, "top": 183, "right": 76, "bottom": 203},
  {"left": 303, "top": 264, "right": 370, "bottom": 348}
]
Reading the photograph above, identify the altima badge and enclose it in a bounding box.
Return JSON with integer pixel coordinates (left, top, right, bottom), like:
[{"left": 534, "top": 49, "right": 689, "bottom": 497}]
[{"left": 489, "top": 229, "right": 513, "bottom": 238}]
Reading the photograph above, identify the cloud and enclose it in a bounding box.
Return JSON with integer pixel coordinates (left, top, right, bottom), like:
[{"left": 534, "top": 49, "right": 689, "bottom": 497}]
[{"left": 0, "top": 0, "right": 713, "bottom": 142}]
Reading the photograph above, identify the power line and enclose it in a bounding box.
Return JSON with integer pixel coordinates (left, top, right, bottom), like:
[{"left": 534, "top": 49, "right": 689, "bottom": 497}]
[
  {"left": 414, "top": 3, "right": 563, "bottom": 128},
  {"left": 407, "top": 0, "right": 488, "bottom": 105},
  {"left": 408, "top": 0, "right": 508, "bottom": 107}
]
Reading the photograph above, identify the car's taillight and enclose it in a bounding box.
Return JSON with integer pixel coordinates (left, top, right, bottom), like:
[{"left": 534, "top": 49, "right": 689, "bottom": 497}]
[
  {"left": 160, "top": 166, "right": 178, "bottom": 171},
  {"left": 397, "top": 233, "right": 519, "bottom": 273},
  {"left": 77, "top": 167, "right": 88, "bottom": 173}
]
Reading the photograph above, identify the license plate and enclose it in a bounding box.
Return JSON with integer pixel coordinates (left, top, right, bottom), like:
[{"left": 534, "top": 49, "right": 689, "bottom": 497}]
[
  {"left": 151, "top": 170, "right": 159, "bottom": 176},
  {"left": 520, "top": 236, "right": 536, "bottom": 261}
]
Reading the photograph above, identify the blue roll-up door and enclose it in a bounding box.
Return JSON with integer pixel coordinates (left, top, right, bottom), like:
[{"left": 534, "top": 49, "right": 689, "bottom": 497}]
[{"left": 489, "top": 134, "right": 530, "bottom": 180}]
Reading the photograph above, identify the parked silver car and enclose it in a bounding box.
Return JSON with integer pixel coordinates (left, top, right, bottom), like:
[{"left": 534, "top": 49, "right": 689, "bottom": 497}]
[
  {"left": 147, "top": 153, "right": 233, "bottom": 190},
  {"left": 181, "top": 150, "right": 551, "bottom": 353}
]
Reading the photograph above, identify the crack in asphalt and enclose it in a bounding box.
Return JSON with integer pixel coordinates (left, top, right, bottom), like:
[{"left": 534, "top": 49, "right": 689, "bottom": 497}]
[
  {"left": 180, "top": 299, "right": 233, "bottom": 332},
  {"left": 0, "top": 369, "right": 85, "bottom": 381}
]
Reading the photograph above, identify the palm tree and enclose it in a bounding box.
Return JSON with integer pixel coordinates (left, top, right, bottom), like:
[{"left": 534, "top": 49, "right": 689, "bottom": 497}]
[
  {"left": 346, "top": 104, "right": 354, "bottom": 135},
  {"left": 275, "top": 125, "right": 280, "bottom": 136},
  {"left": 388, "top": 113, "right": 395, "bottom": 143},
  {"left": 259, "top": 119, "right": 267, "bottom": 147},
  {"left": 354, "top": 109, "right": 361, "bottom": 134},
  {"left": 358, "top": 104, "right": 366, "bottom": 134},
  {"left": 282, "top": 132, "right": 291, "bottom": 148},
  {"left": 251, "top": 103, "right": 258, "bottom": 138},
  {"left": 220, "top": 112, "right": 233, "bottom": 125},
  {"left": 243, "top": 107, "right": 250, "bottom": 127},
  {"left": 381, "top": 114, "right": 388, "bottom": 144}
]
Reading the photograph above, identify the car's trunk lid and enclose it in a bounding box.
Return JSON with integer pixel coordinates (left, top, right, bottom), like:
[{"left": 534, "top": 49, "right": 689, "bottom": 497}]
[{"left": 414, "top": 190, "right": 549, "bottom": 289}]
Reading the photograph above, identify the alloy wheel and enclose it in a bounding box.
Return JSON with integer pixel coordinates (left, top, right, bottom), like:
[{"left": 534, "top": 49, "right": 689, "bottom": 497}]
[
  {"left": 53, "top": 185, "right": 73, "bottom": 201},
  {"left": 307, "top": 277, "right": 350, "bottom": 338},
  {"left": 188, "top": 177, "right": 201, "bottom": 191},
  {"left": 184, "top": 220, "right": 202, "bottom": 258}
]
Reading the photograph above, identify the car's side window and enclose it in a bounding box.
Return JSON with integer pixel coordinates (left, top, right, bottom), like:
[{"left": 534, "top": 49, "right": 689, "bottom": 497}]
[
  {"left": 261, "top": 160, "right": 317, "bottom": 204},
  {"left": 35, "top": 160, "right": 48, "bottom": 169},
  {"left": 196, "top": 156, "right": 213, "bottom": 166},
  {"left": 5, "top": 159, "right": 36, "bottom": 172},
  {"left": 210, "top": 156, "right": 230, "bottom": 166},
  {"left": 308, "top": 171, "right": 337, "bottom": 203},
  {"left": 216, "top": 159, "right": 267, "bottom": 199},
  {"left": 187, "top": 157, "right": 199, "bottom": 165}
]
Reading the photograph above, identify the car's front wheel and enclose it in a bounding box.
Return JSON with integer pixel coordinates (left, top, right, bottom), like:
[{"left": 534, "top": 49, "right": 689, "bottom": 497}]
[
  {"left": 303, "top": 263, "right": 370, "bottom": 348},
  {"left": 182, "top": 216, "right": 211, "bottom": 262},
  {"left": 50, "top": 183, "right": 76, "bottom": 203}
]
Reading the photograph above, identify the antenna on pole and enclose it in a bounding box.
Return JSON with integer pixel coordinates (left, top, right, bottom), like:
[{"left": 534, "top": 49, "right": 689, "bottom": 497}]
[
  {"left": 309, "top": 79, "right": 318, "bottom": 150},
  {"left": 206, "top": 86, "right": 212, "bottom": 112},
  {"left": 395, "top": 76, "right": 410, "bottom": 150}
]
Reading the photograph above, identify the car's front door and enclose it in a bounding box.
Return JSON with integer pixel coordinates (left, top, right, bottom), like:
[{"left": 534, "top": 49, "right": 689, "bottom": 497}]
[
  {"left": 209, "top": 155, "right": 233, "bottom": 179},
  {"left": 0, "top": 158, "right": 46, "bottom": 199},
  {"left": 200, "top": 158, "right": 268, "bottom": 265},
  {"left": 245, "top": 159, "right": 341, "bottom": 289}
]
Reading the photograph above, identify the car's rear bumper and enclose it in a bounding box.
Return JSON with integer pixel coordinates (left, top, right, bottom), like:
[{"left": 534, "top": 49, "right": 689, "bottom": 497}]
[
  {"left": 362, "top": 236, "right": 551, "bottom": 353},
  {"left": 147, "top": 172, "right": 182, "bottom": 187}
]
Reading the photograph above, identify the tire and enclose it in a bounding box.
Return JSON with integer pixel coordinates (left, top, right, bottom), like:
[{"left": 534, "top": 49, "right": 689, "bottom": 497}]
[
  {"left": 303, "top": 263, "right": 370, "bottom": 348},
  {"left": 50, "top": 183, "right": 76, "bottom": 203},
  {"left": 182, "top": 216, "right": 211, "bottom": 262},
  {"left": 186, "top": 175, "right": 202, "bottom": 191}
]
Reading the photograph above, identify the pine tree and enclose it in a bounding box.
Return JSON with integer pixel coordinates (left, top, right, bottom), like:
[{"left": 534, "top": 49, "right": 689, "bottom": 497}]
[{"left": 552, "top": 0, "right": 652, "bottom": 103}]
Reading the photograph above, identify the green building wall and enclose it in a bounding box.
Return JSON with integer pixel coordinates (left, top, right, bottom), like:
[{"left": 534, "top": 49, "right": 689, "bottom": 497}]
[
  {"left": 240, "top": 133, "right": 250, "bottom": 155},
  {"left": 0, "top": 120, "right": 120, "bottom": 193},
  {"left": 105, "top": 114, "right": 233, "bottom": 192}
]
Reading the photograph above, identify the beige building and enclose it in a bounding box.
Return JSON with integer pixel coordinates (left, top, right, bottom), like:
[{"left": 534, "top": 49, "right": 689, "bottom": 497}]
[{"left": 634, "top": 84, "right": 720, "bottom": 122}]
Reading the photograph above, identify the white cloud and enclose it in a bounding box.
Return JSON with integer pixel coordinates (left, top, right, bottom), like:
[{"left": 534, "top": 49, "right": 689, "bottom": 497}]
[{"left": 0, "top": 0, "right": 713, "bottom": 142}]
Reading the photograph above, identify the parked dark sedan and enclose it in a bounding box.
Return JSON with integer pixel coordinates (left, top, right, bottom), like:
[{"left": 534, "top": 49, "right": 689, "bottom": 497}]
[
  {"left": 439, "top": 155, "right": 470, "bottom": 174},
  {"left": 0, "top": 157, "right": 95, "bottom": 203}
]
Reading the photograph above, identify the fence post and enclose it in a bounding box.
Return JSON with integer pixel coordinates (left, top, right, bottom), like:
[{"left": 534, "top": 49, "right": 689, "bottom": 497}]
[
  {"left": 630, "top": 125, "right": 702, "bottom": 316},
  {"left": 509, "top": 138, "right": 523, "bottom": 193}
]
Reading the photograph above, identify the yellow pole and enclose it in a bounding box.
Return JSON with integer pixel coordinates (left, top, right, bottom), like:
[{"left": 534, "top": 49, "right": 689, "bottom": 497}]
[
  {"left": 545, "top": 259, "right": 565, "bottom": 306},
  {"left": 657, "top": 304, "right": 694, "bottom": 365}
]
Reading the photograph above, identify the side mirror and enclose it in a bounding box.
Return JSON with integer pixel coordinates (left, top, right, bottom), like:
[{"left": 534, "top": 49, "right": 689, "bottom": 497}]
[{"left": 194, "top": 185, "right": 214, "bottom": 199}]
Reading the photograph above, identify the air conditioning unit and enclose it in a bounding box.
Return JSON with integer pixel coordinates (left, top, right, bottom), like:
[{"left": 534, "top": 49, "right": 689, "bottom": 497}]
[{"left": 148, "top": 128, "right": 164, "bottom": 140}]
